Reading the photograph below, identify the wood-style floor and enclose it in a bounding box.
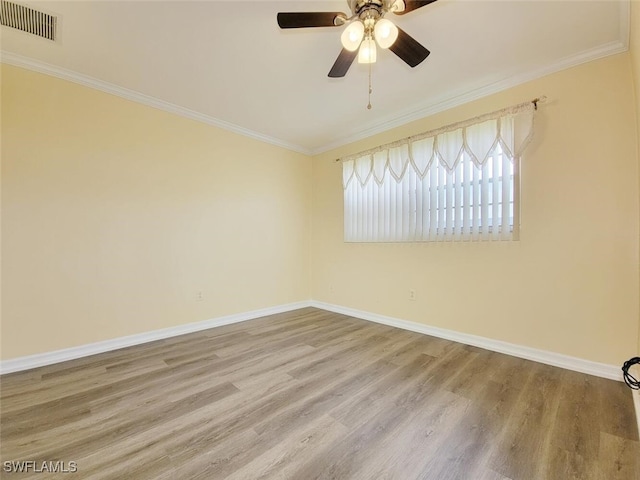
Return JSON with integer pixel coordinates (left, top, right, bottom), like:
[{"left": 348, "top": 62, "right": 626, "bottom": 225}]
[{"left": 1, "top": 308, "right": 638, "bottom": 479}]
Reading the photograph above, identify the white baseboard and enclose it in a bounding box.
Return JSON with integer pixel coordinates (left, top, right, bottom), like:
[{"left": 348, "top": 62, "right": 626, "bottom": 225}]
[
  {"left": 0, "top": 300, "right": 624, "bottom": 383},
  {"left": 310, "top": 301, "right": 623, "bottom": 382},
  {"left": 0, "top": 301, "right": 312, "bottom": 375}
]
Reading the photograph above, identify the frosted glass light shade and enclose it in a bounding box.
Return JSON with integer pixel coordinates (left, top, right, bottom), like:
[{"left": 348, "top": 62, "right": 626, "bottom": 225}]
[
  {"left": 358, "top": 37, "right": 377, "bottom": 64},
  {"left": 374, "top": 18, "right": 398, "bottom": 49},
  {"left": 341, "top": 21, "right": 365, "bottom": 52}
]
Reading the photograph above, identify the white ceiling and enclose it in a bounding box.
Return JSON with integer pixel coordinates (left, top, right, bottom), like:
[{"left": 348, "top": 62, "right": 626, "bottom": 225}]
[{"left": 1, "top": 0, "right": 630, "bottom": 154}]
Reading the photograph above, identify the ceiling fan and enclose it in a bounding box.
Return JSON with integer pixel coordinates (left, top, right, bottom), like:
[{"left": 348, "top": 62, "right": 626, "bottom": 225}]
[{"left": 277, "top": 0, "right": 437, "bottom": 78}]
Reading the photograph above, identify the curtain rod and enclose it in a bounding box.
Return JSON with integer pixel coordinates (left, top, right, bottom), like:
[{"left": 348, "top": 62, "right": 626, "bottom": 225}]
[{"left": 335, "top": 96, "right": 546, "bottom": 163}]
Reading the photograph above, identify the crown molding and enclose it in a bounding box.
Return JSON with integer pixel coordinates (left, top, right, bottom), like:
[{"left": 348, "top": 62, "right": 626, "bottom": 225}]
[
  {"left": 311, "top": 39, "right": 629, "bottom": 156},
  {"left": 1, "top": 0, "right": 630, "bottom": 158},
  {"left": 0, "top": 51, "right": 313, "bottom": 156}
]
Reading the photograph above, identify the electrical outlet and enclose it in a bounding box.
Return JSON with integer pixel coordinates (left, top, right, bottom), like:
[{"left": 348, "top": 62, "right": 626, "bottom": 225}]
[
  {"left": 409, "top": 289, "right": 416, "bottom": 301},
  {"left": 196, "top": 291, "right": 204, "bottom": 302}
]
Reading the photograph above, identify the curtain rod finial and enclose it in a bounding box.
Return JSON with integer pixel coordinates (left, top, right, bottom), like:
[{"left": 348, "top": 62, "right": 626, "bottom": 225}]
[{"left": 532, "top": 95, "right": 548, "bottom": 110}]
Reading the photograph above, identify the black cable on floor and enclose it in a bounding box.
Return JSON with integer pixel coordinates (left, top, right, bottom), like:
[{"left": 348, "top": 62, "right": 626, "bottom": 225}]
[{"left": 622, "top": 357, "right": 640, "bottom": 390}]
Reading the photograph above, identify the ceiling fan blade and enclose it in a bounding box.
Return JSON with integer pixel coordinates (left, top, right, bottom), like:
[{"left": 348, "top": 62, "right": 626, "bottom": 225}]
[
  {"left": 394, "top": 0, "right": 438, "bottom": 15},
  {"left": 389, "top": 27, "right": 430, "bottom": 67},
  {"left": 328, "top": 49, "right": 358, "bottom": 78},
  {"left": 277, "top": 12, "right": 345, "bottom": 28}
]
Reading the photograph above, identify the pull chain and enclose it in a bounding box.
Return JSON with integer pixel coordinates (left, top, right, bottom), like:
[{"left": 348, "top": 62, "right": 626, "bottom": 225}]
[{"left": 367, "top": 60, "right": 372, "bottom": 110}]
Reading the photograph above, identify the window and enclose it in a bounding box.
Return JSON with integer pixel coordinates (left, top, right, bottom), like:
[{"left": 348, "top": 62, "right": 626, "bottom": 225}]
[{"left": 342, "top": 103, "right": 535, "bottom": 242}]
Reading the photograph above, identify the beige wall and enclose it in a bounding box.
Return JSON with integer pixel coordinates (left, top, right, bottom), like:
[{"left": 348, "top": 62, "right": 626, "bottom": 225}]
[
  {"left": 311, "top": 53, "right": 639, "bottom": 366},
  {"left": 1, "top": 65, "right": 312, "bottom": 359},
  {"left": 630, "top": 0, "right": 640, "bottom": 355},
  {"left": 3, "top": 52, "right": 639, "bottom": 367}
]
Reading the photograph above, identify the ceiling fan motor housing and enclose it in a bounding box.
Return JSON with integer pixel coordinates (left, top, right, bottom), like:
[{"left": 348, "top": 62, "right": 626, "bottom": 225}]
[
  {"left": 350, "top": 0, "right": 385, "bottom": 20},
  {"left": 347, "top": 0, "right": 405, "bottom": 21}
]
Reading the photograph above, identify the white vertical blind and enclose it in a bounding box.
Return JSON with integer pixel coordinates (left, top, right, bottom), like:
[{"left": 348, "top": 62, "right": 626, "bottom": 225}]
[{"left": 342, "top": 101, "right": 536, "bottom": 242}]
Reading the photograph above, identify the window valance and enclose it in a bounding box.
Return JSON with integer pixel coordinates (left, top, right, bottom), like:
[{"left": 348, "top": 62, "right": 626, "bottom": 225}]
[{"left": 342, "top": 100, "right": 537, "bottom": 189}]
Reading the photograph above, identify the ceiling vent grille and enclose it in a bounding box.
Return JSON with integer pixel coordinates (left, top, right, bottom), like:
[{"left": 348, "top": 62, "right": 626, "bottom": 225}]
[{"left": 0, "top": 0, "right": 56, "bottom": 41}]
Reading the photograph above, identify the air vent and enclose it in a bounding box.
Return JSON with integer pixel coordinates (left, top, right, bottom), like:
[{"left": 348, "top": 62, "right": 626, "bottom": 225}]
[{"left": 1, "top": 0, "right": 56, "bottom": 41}]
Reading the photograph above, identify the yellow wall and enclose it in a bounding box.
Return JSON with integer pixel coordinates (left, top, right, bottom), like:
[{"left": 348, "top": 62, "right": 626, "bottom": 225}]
[
  {"left": 311, "top": 53, "right": 639, "bottom": 366},
  {"left": 3, "top": 52, "right": 639, "bottom": 367},
  {"left": 630, "top": 0, "right": 640, "bottom": 355},
  {"left": 1, "top": 65, "right": 312, "bottom": 359}
]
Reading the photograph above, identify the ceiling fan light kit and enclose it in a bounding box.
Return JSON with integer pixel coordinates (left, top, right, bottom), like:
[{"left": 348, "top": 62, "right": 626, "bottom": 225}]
[
  {"left": 374, "top": 18, "right": 399, "bottom": 49},
  {"left": 341, "top": 21, "right": 365, "bottom": 51},
  {"left": 358, "top": 36, "right": 377, "bottom": 64},
  {"left": 277, "top": 0, "right": 436, "bottom": 77}
]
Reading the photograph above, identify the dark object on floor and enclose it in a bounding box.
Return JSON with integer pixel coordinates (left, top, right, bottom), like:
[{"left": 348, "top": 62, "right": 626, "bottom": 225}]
[{"left": 622, "top": 357, "right": 640, "bottom": 389}]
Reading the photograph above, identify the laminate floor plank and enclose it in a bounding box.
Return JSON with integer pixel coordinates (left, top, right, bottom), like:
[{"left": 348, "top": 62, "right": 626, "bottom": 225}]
[
  {"left": 478, "top": 469, "right": 514, "bottom": 480},
  {"left": 149, "top": 373, "right": 356, "bottom": 479},
  {"left": 1, "top": 308, "right": 637, "bottom": 479},
  {"left": 543, "top": 445, "right": 599, "bottom": 480},
  {"left": 550, "top": 373, "right": 603, "bottom": 461},
  {"left": 594, "top": 376, "right": 640, "bottom": 441},
  {"left": 253, "top": 358, "right": 397, "bottom": 439},
  {"left": 488, "top": 363, "right": 563, "bottom": 480},
  {"left": 410, "top": 352, "right": 535, "bottom": 480},
  {"left": 223, "top": 414, "right": 349, "bottom": 480},
  {"left": 355, "top": 389, "right": 472, "bottom": 480},
  {"left": 597, "top": 431, "right": 640, "bottom": 479},
  {"left": 328, "top": 352, "right": 438, "bottom": 429},
  {"left": 289, "top": 399, "right": 424, "bottom": 479},
  {"left": 75, "top": 373, "right": 299, "bottom": 480},
  {"left": 2, "top": 344, "right": 316, "bottom": 459}
]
